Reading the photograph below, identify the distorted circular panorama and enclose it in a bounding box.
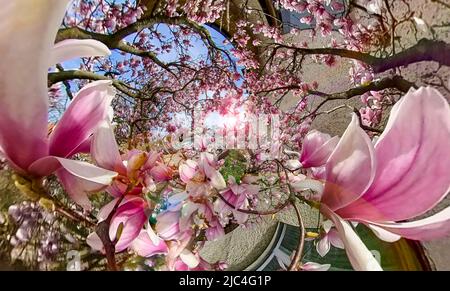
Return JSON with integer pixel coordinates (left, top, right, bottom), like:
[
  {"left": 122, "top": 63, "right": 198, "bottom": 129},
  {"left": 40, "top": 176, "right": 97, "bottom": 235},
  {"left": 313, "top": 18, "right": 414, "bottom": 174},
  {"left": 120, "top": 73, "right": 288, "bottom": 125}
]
[{"left": 0, "top": 0, "right": 449, "bottom": 273}]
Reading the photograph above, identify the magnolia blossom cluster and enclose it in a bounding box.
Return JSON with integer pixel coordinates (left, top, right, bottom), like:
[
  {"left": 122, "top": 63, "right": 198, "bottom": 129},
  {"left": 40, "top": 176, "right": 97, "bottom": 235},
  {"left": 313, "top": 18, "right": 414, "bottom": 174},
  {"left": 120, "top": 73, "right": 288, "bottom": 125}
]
[
  {"left": 253, "top": 22, "right": 283, "bottom": 43},
  {"left": 65, "top": 0, "right": 145, "bottom": 33},
  {"left": 162, "top": 0, "right": 227, "bottom": 23},
  {"left": 182, "top": 0, "right": 226, "bottom": 24},
  {"left": 286, "top": 86, "right": 450, "bottom": 270},
  {"left": 57, "top": 0, "right": 390, "bottom": 154},
  {"left": 1, "top": 0, "right": 450, "bottom": 272},
  {"left": 83, "top": 121, "right": 261, "bottom": 270}
]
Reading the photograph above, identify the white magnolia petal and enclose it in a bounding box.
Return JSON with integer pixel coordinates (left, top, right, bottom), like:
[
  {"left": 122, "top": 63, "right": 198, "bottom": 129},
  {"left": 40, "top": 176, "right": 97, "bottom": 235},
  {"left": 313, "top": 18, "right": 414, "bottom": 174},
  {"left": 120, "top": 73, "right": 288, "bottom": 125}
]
[
  {"left": 50, "top": 39, "right": 111, "bottom": 66},
  {"left": 316, "top": 236, "right": 330, "bottom": 257},
  {"left": 179, "top": 249, "right": 200, "bottom": 268},
  {"left": 54, "top": 157, "right": 117, "bottom": 185},
  {"left": 367, "top": 224, "right": 401, "bottom": 242},
  {"left": 146, "top": 222, "right": 162, "bottom": 246},
  {"left": 321, "top": 205, "right": 382, "bottom": 271},
  {"left": 86, "top": 232, "right": 104, "bottom": 252},
  {"left": 0, "top": 0, "right": 70, "bottom": 170}
]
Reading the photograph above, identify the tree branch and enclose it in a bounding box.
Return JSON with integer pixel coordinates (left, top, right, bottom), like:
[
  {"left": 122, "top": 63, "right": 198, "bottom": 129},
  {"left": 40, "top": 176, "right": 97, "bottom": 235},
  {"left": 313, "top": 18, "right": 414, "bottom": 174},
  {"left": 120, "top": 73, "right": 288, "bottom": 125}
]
[
  {"left": 95, "top": 195, "right": 126, "bottom": 271},
  {"left": 310, "top": 75, "right": 415, "bottom": 101},
  {"left": 274, "top": 38, "right": 450, "bottom": 73},
  {"left": 56, "top": 15, "right": 236, "bottom": 73},
  {"left": 307, "top": 75, "right": 415, "bottom": 116},
  {"left": 217, "top": 193, "right": 289, "bottom": 215},
  {"left": 288, "top": 200, "right": 305, "bottom": 271},
  {"left": 371, "top": 38, "right": 450, "bottom": 73},
  {"left": 48, "top": 70, "right": 138, "bottom": 98}
]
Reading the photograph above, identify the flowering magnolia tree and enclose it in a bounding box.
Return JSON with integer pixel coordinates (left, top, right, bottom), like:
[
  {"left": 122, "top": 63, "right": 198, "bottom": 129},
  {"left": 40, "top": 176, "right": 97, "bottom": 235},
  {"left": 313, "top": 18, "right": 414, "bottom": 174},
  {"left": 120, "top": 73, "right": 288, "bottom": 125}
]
[{"left": 0, "top": 0, "right": 449, "bottom": 271}]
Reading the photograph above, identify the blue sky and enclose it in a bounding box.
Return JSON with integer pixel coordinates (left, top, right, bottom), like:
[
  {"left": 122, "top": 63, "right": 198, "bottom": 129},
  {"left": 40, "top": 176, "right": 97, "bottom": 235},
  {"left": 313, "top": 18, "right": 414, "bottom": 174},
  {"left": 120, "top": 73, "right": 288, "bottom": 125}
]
[{"left": 53, "top": 21, "right": 243, "bottom": 136}]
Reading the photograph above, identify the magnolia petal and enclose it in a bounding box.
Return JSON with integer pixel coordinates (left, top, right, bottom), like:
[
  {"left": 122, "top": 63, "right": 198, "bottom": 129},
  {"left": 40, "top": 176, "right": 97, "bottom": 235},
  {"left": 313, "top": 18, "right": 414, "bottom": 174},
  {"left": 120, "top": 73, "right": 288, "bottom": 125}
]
[
  {"left": 290, "top": 179, "right": 324, "bottom": 194},
  {"left": 205, "top": 224, "right": 225, "bottom": 241},
  {"left": 95, "top": 195, "right": 143, "bottom": 222},
  {"left": 345, "top": 87, "right": 450, "bottom": 221},
  {"left": 149, "top": 163, "right": 172, "bottom": 182},
  {"left": 29, "top": 156, "right": 117, "bottom": 184},
  {"left": 286, "top": 159, "right": 302, "bottom": 170},
  {"left": 30, "top": 157, "right": 116, "bottom": 209},
  {"left": 179, "top": 249, "right": 200, "bottom": 268},
  {"left": 233, "top": 210, "right": 249, "bottom": 225},
  {"left": 328, "top": 229, "right": 345, "bottom": 249},
  {"left": 301, "top": 262, "right": 331, "bottom": 271},
  {"left": 202, "top": 159, "right": 226, "bottom": 190},
  {"left": 300, "top": 130, "right": 339, "bottom": 168},
  {"left": 71, "top": 137, "right": 92, "bottom": 154},
  {"left": 131, "top": 229, "right": 168, "bottom": 258},
  {"left": 50, "top": 39, "right": 111, "bottom": 66},
  {"left": 98, "top": 197, "right": 120, "bottom": 222},
  {"left": 110, "top": 198, "right": 147, "bottom": 252},
  {"left": 214, "top": 191, "right": 232, "bottom": 214},
  {"left": 166, "top": 233, "right": 192, "bottom": 270},
  {"left": 179, "top": 202, "right": 200, "bottom": 231},
  {"left": 172, "top": 260, "right": 190, "bottom": 271},
  {"left": 0, "top": 0, "right": 70, "bottom": 170},
  {"left": 86, "top": 232, "right": 104, "bottom": 253},
  {"left": 365, "top": 224, "right": 401, "bottom": 242},
  {"left": 156, "top": 210, "right": 182, "bottom": 240},
  {"left": 207, "top": 168, "right": 227, "bottom": 190},
  {"left": 321, "top": 204, "right": 382, "bottom": 271},
  {"left": 92, "top": 120, "right": 126, "bottom": 174},
  {"left": 233, "top": 194, "right": 250, "bottom": 224},
  {"left": 179, "top": 160, "right": 198, "bottom": 183},
  {"left": 316, "top": 236, "right": 330, "bottom": 257},
  {"left": 56, "top": 168, "right": 101, "bottom": 210},
  {"left": 366, "top": 206, "right": 450, "bottom": 241},
  {"left": 106, "top": 181, "right": 128, "bottom": 198},
  {"left": 49, "top": 80, "right": 115, "bottom": 158},
  {"left": 144, "top": 151, "right": 161, "bottom": 168},
  {"left": 322, "top": 114, "right": 376, "bottom": 211},
  {"left": 200, "top": 152, "right": 216, "bottom": 166},
  {"left": 146, "top": 222, "right": 162, "bottom": 245}
]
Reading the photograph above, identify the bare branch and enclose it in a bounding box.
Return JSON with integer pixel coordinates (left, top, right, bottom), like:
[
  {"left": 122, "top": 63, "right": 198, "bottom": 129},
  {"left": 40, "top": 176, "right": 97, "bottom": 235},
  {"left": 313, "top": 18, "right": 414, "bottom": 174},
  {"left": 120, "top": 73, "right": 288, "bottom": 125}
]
[
  {"left": 273, "top": 38, "right": 450, "bottom": 73},
  {"left": 288, "top": 201, "right": 305, "bottom": 271},
  {"left": 48, "top": 70, "right": 138, "bottom": 98},
  {"left": 307, "top": 75, "right": 415, "bottom": 116}
]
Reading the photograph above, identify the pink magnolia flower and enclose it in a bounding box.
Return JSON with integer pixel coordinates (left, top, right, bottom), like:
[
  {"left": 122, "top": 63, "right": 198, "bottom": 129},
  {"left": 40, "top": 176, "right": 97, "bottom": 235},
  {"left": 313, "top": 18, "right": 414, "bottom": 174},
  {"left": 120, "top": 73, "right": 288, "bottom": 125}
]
[
  {"left": 289, "top": 173, "right": 324, "bottom": 201},
  {"left": 299, "top": 130, "right": 339, "bottom": 168},
  {"left": 316, "top": 220, "right": 344, "bottom": 257},
  {"left": 214, "top": 176, "right": 257, "bottom": 224},
  {"left": 87, "top": 195, "right": 148, "bottom": 253},
  {"left": 319, "top": 87, "right": 450, "bottom": 270},
  {"left": 179, "top": 153, "right": 226, "bottom": 198},
  {"left": 91, "top": 121, "right": 172, "bottom": 197},
  {"left": 180, "top": 200, "right": 225, "bottom": 241},
  {"left": 131, "top": 220, "right": 201, "bottom": 270},
  {"left": 0, "top": 0, "right": 117, "bottom": 209},
  {"left": 155, "top": 201, "right": 185, "bottom": 241}
]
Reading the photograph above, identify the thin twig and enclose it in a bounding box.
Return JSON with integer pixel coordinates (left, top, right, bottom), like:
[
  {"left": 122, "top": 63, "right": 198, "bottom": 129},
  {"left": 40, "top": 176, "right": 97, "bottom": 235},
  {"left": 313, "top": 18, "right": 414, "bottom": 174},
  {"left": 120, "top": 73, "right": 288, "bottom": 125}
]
[
  {"left": 288, "top": 200, "right": 305, "bottom": 271},
  {"left": 217, "top": 193, "right": 289, "bottom": 215}
]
